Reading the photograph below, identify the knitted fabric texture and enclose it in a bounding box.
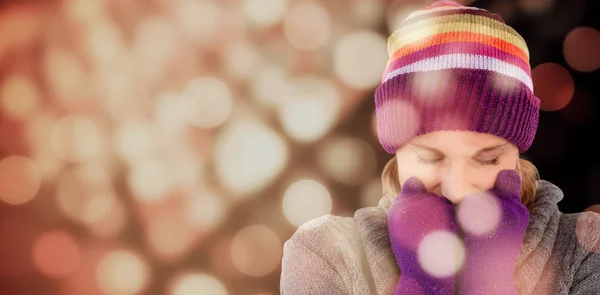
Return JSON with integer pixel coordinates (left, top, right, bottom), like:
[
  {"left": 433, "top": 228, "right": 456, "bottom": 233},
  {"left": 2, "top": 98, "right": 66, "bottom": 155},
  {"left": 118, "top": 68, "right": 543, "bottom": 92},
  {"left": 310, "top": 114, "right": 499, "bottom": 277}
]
[{"left": 375, "top": 0, "right": 540, "bottom": 154}]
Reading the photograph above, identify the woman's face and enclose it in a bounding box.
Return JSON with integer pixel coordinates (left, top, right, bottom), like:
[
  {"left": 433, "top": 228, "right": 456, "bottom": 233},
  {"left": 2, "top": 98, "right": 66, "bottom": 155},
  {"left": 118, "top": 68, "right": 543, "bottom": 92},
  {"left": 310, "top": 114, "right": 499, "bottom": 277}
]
[{"left": 395, "top": 131, "right": 520, "bottom": 204}]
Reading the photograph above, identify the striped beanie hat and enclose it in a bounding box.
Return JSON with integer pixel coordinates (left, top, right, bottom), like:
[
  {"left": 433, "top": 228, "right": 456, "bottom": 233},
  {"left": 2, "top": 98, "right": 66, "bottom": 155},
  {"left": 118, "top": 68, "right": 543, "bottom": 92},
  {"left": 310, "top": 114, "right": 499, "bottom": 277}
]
[{"left": 375, "top": 0, "right": 540, "bottom": 154}]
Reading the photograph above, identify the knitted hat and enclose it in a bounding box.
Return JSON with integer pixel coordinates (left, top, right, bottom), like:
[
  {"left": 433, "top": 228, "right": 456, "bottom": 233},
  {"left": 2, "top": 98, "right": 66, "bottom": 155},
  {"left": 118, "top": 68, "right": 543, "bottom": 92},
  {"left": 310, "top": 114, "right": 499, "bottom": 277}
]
[{"left": 375, "top": 0, "right": 540, "bottom": 154}]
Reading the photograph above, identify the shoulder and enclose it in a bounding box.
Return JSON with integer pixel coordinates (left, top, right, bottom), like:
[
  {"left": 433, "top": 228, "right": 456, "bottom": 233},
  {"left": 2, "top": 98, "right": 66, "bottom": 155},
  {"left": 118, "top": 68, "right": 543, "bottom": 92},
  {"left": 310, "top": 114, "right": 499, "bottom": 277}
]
[
  {"left": 284, "top": 214, "right": 361, "bottom": 254},
  {"left": 280, "top": 214, "right": 369, "bottom": 294}
]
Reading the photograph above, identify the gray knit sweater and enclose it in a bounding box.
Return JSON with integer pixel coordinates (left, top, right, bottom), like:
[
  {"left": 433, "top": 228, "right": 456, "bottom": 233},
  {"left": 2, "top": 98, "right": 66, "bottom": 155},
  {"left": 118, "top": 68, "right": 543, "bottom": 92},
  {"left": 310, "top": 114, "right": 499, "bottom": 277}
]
[{"left": 280, "top": 180, "right": 600, "bottom": 294}]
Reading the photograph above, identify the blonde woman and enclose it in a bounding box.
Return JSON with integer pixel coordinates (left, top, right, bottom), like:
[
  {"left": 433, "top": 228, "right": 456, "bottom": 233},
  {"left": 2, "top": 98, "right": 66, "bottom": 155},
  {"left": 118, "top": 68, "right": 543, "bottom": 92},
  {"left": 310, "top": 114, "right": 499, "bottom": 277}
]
[{"left": 280, "top": 1, "right": 600, "bottom": 294}]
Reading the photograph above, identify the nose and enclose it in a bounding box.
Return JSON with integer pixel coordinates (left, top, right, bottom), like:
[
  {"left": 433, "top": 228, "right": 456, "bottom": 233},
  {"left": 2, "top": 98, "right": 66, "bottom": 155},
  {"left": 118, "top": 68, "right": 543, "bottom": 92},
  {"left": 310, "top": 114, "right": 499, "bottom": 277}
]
[{"left": 440, "top": 164, "right": 473, "bottom": 204}]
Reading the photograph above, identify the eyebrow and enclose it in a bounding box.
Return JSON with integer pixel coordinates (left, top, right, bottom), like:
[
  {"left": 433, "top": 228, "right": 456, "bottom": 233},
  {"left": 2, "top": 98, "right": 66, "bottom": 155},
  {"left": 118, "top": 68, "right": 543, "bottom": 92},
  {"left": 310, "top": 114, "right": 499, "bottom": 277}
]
[{"left": 409, "top": 143, "right": 510, "bottom": 156}]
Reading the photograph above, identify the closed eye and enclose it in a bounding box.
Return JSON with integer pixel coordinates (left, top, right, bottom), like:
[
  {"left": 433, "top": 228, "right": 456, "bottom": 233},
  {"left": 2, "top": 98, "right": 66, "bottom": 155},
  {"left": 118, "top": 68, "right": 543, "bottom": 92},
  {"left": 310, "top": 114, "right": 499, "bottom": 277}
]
[{"left": 417, "top": 156, "right": 443, "bottom": 165}]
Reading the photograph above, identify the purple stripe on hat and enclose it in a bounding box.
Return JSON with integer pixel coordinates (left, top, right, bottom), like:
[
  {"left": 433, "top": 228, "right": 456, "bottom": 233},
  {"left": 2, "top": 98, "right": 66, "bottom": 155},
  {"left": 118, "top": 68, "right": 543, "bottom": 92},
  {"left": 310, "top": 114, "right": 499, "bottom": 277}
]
[
  {"left": 383, "top": 42, "right": 531, "bottom": 80},
  {"left": 374, "top": 69, "right": 539, "bottom": 154},
  {"left": 401, "top": 8, "right": 505, "bottom": 28}
]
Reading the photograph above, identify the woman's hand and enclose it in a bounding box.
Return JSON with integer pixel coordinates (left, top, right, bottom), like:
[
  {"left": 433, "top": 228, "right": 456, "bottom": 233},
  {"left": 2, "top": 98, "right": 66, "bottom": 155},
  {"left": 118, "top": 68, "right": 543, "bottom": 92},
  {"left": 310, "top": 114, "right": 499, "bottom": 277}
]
[
  {"left": 456, "top": 169, "right": 530, "bottom": 294},
  {"left": 388, "top": 177, "right": 463, "bottom": 295}
]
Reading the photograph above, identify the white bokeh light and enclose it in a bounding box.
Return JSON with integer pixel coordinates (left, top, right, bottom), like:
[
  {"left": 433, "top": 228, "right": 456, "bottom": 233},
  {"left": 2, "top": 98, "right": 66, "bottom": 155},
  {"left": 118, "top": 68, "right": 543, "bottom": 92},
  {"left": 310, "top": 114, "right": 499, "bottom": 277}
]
[
  {"left": 182, "top": 77, "right": 233, "bottom": 129},
  {"left": 251, "top": 62, "right": 291, "bottom": 109},
  {"left": 351, "top": 0, "right": 384, "bottom": 28},
  {"left": 215, "top": 118, "right": 288, "bottom": 197},
  {"left": 334, "top": 30, "right": 388, "bottom": 89},
  {"left": 282, "top": 179, "right": 332, "bottom": 227},
  {"left": 386, "top": 4, "right": 423, "bottom": 33},
  {"left": 318, "top": 136, "right": 376, "bottom": 185},
  {"left": 170, "top": 272, "right": 228, "bottom": 295},
  {"left": 51, "top": 116, "right": 105, "bottom": 163},
  {"left": 96, "top": 250, "right": 150, "bottom": 295},
  {"left": 457, "top": 191, "right": 502, "bottom": 236},
  {"left": 1, "top": 74, "right": 39, "bottom": 120},
  {"left": 185, "top": 191, "right": 228, "bottom": 232},
  {"left": 115, "top": 121, "right": 159, "bottom": 163},
  {"left": 418, "top": 230, "right": 465, "bottom": 278},
  {"left": 83, "top": 19, "right": 125, "bottom": 68},
  {"left": 175, "top": 0, "right": 221, "bottom": 44},
  {"left": 154, "top": 92, "right": 188, "bottom": 137},
  {"left": 283, "top": 2, "right": 331, "bottom": 50},
  {"left": 230, "top": 225, "right": 283, "bottom": 277},
  {"left": 413, "top": 71, "right": 453, "bottom": 106},
  {"left": 127, "top": 158, "right": 172, "bottom": 203},
  {"left": 243, "top": 0, "right": 288, "bottom": 28},
  {"left": 278, "top": 77, "right": 339, "bottom": 143},
  {"left": 225, "top": 42, "right": 259, "bottom": 80}
]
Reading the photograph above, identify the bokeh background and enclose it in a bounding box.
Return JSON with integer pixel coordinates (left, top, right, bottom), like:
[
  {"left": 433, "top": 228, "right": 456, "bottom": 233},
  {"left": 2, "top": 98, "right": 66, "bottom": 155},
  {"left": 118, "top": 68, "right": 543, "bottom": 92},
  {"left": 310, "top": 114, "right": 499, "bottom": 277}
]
[{"left": 0, "top": 0, "right": 599, "bottom": 294}]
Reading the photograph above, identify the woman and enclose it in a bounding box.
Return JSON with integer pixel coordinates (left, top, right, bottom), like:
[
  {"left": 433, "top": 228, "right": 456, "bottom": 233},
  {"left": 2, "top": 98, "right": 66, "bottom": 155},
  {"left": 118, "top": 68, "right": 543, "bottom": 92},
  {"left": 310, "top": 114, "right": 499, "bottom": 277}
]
[{"left": 280, "top": 1, "right": 600, "bottom": 294}]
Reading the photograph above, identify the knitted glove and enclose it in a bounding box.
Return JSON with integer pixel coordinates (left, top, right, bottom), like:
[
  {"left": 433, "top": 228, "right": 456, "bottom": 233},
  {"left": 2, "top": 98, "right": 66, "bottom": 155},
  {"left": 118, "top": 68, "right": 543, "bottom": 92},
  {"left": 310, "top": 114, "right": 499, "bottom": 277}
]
[
  {"left": 388, "top": 177, "right": 464, "bottom": 295},
  {"left": 456, "top": 170, "right": 529, "bottom": 294}
]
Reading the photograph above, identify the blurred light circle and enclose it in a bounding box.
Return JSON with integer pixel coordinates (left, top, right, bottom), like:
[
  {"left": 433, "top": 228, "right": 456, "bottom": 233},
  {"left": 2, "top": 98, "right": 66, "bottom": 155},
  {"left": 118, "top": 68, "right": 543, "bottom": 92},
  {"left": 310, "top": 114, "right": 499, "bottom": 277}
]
[
  {"left": 251, "top": 63, "right": 291, "bottom": 109},
  {"left": 215, "top": 119, "right": 288, "bottom": 197},
  {"left": 83, "top": 19, "right": 125, "bottom": 67},
  {"left": 351, "top": 0, "right": 384, "bottom": 28},
  {"left": 42, "top": 46, "right": 94, "bottom": 111},
  {"left": 1, "top": 74, "right": 39, "bottom": 120},
  {"left": 360, "top": 178, "right": 384, "bottom": 208},
  {"left": 51, "top": 116, "right": 104, "bottom": 163},
  {"left": 456, "top": 192, "right": 502, "bottom": 236},
  {"left": 386, "top": 4, "right": 423, "bottom": 33},
  {"left": 518, "top": 0, "right": 554, "bottom": 14},
  {"left": 32, "top": 230, "right": 81, "bottom": 279},
  {"left": 284, "top": 2, "right": 331, "bottom": 50},
  {"left": 127, "top": 158, "right": 171, "bottom": 203},
  {"left": 532, "top": 62, "right": 575, "bottom": 111},
  {"left": 334, "top": 30, "right": 388, "bottom": 89},
  {"left": 185, "top": 192, "right": 228, "bottom": 232},
  {"left": 26, "top": 113, "right": 63, "bottom": 180},
  {"left": 175, "top": 0, "right": 220, "bottom": 43},
  {"left": 115, "top": 121, "right": 158, "bottom": 163},
  {"left": 164, "top": 150, "right": 205, "bottom": 189},
  {"left": 318, "top": 137, "right": 376, "bottom": 185},
  {"left": 56, "top": 169, "right": 91, "bottom": 223},
  {"left": 170, "top": 272, "right": 228, "bottom": 295},
  {"left": 146, "top": 212, "right": 196, "bottom": 263},
  {"left": 96, "top": 250, "right": 150, "bottom": 295},
  {"left": 418, "top": 230, "right": 465, "bottom": 278},
  {"left": 563, "top": 27, "right": 600, "bottom": 73},
  {"left": 243, "top": 0, "right": 288, "bottom": 28},
  {"left": 282, "top": 179, "right": 332, "bottom": 227},
  {"left": 278, "top": 77, "right": 339, "bottom": 142},
  {"left": 81, "top": 193, "right": 128, "bottom": 239},
  {"left": 182, "top": 77, "right": 233, "bottom": 129},
  {"left": 0, "top": 156, "right": 41, "bottom": 205},
  {"left": 133, "top": 18, "right": 177, "bottom": 63},
  {"left": 63, "top": 0, "right": 105, "bottom": 23},
  {"left": 155, "top": 92, "right": 188, "bottom": 138},
  {"left": 230, "top": 225, "right": 282, "bottom": 277},
  {"left": 225, "top": 42, "right": 259, "bottom": 80},
  {"left": 413, "top": 71, "right": 454, "bottom": 106}
]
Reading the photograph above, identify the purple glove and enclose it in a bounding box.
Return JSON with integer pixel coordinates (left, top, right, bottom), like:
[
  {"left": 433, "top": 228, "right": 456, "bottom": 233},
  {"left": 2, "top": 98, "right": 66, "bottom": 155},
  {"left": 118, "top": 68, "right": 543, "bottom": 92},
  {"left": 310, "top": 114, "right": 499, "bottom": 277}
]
[
  {"left": 456, "top": 170, "right": 529, "bottom": 294},
  {"left": 388, "top": 177, "right": 464, "bottom": 295}
]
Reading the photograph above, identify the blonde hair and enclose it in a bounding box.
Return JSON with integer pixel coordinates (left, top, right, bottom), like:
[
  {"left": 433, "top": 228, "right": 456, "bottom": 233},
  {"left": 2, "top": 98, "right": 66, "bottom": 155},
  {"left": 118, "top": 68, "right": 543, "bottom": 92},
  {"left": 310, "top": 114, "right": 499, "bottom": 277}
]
[{"left": 381, "top": 156, "right": 540, "bottom": 208}]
